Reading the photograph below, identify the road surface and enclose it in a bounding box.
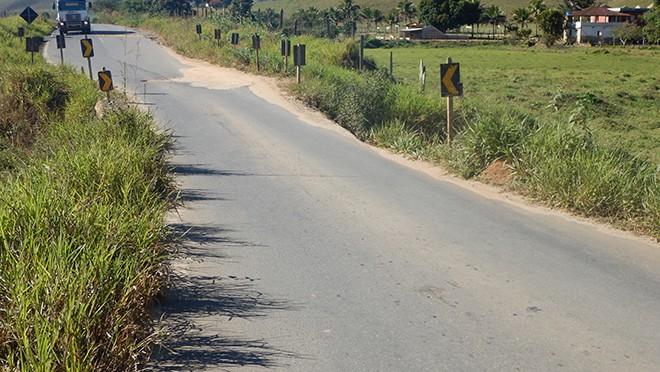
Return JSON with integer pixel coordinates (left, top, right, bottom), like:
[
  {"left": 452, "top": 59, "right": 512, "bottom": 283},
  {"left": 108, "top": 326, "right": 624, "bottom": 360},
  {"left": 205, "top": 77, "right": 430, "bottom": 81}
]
[{"left": 45, "top": 25, "right": 660, "bottom": 371}]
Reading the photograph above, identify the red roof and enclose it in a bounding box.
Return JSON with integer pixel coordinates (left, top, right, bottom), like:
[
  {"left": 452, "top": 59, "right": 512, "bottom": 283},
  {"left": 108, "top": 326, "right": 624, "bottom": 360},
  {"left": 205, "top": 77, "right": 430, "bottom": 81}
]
[{"left": 570, "top": 7, "right": 628, "bottom": 17}]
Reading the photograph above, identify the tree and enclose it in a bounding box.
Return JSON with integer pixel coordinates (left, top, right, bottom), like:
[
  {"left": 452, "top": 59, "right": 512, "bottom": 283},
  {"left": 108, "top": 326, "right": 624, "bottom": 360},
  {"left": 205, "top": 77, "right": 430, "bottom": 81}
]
[
  {"left": 511, "top": 7, "right": 533, "bottom": 30},
  {"left": 229, "top": 0, "right": 253, "bottom": 21},
  {"left": 322, "top": 7, "right": 342, "bottom": 38},
  {"left": 559, "top": 0, "right": 595, "bottom": 12},
  {"left": 483, "top": 5, "right": 506, "bottom": 37},
  {"left": 642, "top": 5, "right": 660, "bottom": 44},
  {"left": 362, "top": 6, "right": 375, "bottom": 31},
  {"left": 397, "top": 0, "right": 417, "bottom": 25},
  {"left": 612, "top": 23, "right": 644, "bottom": 45},
  {"left": 529, "top": 0, "right": 547, "bottom": 36},
  {"left": 418, "top": 0, "right": 452, "bottom": 32},
  {"left": 387, "top": 8, "right": 400, "bottom": 33},
  {"left": 339, "top": 0, "right": 361, "bottom": 36},
  {"left": 254, "top": 7, "right": 280, "bottom": 30},
  {"left": 537, "top": 8, "right": 564, "bottom": 46},
  {"left": 463, "top": 0, "right": 484, "bottom": 36},
  {"left": 371, "top": 8, "right": 385, "bottom": 31}
]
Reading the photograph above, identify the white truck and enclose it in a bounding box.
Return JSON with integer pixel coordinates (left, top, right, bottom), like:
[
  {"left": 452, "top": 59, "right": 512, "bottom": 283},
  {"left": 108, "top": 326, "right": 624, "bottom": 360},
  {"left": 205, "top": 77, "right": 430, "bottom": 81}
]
[{"left": 53, "top": 0, "right": 92, "bottom": 34}]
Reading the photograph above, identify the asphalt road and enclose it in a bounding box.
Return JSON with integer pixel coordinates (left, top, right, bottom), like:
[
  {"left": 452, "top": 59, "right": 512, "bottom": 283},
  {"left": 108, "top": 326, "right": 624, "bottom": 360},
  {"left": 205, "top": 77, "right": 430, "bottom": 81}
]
[{"left": 45, "top": 25, "right": 660, "bottom": 371}]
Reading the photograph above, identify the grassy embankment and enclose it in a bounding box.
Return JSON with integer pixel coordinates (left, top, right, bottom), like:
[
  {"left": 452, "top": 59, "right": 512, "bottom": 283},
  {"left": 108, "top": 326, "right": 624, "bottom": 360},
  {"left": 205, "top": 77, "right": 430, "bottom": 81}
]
[
  {"left": 0, "top": 16, "right": 172, "bottom": 370},
  {"left": 108, "top": 13, "right": 658, "bottom": 238}
]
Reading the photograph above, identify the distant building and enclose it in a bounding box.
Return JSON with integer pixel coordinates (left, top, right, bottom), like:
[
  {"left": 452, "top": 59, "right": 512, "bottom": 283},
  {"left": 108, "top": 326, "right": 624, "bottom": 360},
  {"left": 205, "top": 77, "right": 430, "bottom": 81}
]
[
  {"left": 565, "top": 5, "right": 651, "bottom": 44},
  {"left": 399, "top": 25, "right": 446, "bottom": 40}
]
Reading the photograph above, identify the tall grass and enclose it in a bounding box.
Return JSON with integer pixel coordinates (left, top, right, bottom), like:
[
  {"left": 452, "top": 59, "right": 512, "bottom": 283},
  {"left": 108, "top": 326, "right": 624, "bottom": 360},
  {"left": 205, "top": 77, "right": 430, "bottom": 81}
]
[{"left": 0, "top": 17, "right": 172, "bottom": 370}]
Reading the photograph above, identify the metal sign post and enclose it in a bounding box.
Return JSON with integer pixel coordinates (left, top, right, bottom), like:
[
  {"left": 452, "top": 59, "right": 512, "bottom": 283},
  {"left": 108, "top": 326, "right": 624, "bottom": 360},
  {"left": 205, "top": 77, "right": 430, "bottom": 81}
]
[
  {"left": 25, "top": 37, "right": 41, "bottom": 64},
  {"left": 440, "top": 57, "right": 463, "bottom": 146},
  {"left": 56, "top": 29, "right": 66, "bottom": 65},
  {"left": 294, "top": 44, "right": 306, "bottom": 84}
]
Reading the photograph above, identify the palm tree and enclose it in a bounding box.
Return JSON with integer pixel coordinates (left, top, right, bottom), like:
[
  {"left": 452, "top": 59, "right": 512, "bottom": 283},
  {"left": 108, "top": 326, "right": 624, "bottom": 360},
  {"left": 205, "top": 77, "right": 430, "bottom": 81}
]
[
  {"left": 483, "top": 5, "right": 506, "bottom": 38},
  {"left": 362, "top": 7, "right": 375, "bottom": 31},
  {"left": 371, "top": 8, "right": 385, "bottom": 32},
  {"left": 465, "top": 0, "right": 484, "bottom": 37},
  {"left": 387, "top": 8, "right": 400, "bottom": 36},
  {"left": 529, "top": 0, "right": 547, "bottom": 36},
  {"left": 339, "top": 0, "right": 361, "bottom": 36},
  {"left": 322, "top": 7, "right": 341, "bottom": 37},
  {"left": 511, "top": 7, "right": 533, "bottom": 30},
  {"left": 397, "top": 0, "right": 417, "bottom": 26}
]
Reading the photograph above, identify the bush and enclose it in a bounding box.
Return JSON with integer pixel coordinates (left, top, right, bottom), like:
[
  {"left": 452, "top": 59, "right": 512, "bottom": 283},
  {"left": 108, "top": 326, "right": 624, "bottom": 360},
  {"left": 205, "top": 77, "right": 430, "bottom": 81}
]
[{"left": 447, "top": 105, "right": 538, "bottom": 178}]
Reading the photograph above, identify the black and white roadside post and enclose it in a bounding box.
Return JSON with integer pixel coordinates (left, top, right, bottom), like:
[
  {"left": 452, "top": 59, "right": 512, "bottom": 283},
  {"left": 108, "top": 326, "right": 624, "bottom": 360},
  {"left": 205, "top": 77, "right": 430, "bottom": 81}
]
[
  {"left": 214, "top": 29, "right": 221, "bottom": 47},
  {"left": 252, "top": 34, "right": 261, "bottom": 72},
  {"left": 419, "top": 59, "right": 426, "bottom": 92},
  {"left": 196, "top": 24, "right": 202, "bottom": 41},
  {"left": 293, "top": 44, "right": 306, "bottom": 84},
  {"left": 359, "top": 34, "right": 364, "bottom": 71},
  {"left": 279, "top": 9, "right": 284, "bottom": 30},
  {"left": 80, "top": 37, "right": 94, "bottom": 80},
  {"left": 281, "top": 39, "right": 291, "bottom": 73},
  {"left": 56, "top": 28, "right": 66, "bottom": 65},
  {"left": 231, "top": 33, "right": 239, "bottom": 48},
  {"left": 440, "top": 57, "right": 463, "bottom": 146}
]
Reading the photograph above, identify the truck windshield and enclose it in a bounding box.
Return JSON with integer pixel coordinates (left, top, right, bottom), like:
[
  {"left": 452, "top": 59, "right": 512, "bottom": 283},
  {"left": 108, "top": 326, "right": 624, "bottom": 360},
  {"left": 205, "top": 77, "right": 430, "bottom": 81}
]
[{"left": 58, "top": 1, "right": 86, "bottom": 11}]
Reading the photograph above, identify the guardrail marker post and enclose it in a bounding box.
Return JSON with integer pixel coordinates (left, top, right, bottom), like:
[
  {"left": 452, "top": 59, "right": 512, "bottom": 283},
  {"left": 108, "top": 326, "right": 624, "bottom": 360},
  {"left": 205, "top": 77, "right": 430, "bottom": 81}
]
[{"left": 446, "top": 57, "right": 453, "bottom": 145}]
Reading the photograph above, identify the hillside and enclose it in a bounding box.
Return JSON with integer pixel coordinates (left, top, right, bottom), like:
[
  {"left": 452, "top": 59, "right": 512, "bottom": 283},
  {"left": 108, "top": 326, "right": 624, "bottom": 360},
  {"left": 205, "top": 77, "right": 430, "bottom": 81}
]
[
  {"left": 254, "top": 0, "right": 646, "bottom": 17},
  {"left": 0, "top": 0, "right": 52, "bottom": 15}
]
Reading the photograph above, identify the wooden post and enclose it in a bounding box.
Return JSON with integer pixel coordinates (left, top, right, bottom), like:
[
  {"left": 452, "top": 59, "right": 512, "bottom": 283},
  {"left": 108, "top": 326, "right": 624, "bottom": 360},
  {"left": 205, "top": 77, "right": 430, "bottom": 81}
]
[
  {"left": 359, "top": 35, "right": 364, "bottom": 71},
  {"left": 389, "top": 51, "right": 393, "bottom": 79},
  {"left": 446, "top": 57, "right": 453, "bottom": 146}
]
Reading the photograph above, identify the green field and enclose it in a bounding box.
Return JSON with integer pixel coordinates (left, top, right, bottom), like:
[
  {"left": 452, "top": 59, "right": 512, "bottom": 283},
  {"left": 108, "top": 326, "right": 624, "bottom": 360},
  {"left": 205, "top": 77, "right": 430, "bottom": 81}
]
[{"left": 365, "top": 43, "right": 659, "bottom": 164}]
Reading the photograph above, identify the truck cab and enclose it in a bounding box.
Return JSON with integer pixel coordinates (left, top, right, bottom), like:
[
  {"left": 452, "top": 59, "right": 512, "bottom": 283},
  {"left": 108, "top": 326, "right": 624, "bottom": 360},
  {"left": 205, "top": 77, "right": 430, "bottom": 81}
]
[{"left": 53, "top": 0, "right": 92, "bottom": 34}]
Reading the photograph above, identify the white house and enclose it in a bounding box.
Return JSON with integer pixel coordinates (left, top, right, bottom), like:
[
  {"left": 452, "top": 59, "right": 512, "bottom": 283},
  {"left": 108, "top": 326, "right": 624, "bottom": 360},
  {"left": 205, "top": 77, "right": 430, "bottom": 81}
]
[{"left": 565, "top": 5, "right": 651, "bottom": 44}]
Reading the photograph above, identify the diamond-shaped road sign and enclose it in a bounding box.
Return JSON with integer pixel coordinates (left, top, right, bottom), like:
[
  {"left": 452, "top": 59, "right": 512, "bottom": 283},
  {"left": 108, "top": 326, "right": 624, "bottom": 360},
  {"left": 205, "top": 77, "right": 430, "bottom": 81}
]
[
  {"left": 20, "top": 6, "right": 38, "bottom": 24},
  {"left": 80, "top": 38, "right": 94, "bottom": 58},
  {"left": 98, "top": 70, "right": 113, "bottom": 92},
  {"left": 441, "top": 63, "right": 463, "bottom": 97}
]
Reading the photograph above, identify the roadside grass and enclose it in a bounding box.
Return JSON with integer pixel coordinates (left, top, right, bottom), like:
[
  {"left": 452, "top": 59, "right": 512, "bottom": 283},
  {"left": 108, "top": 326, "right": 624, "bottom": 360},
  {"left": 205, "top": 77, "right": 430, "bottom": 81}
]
[
  {"left": 0, "top": 17, "right": 172, "bottom": 370},
  {"left": 366, "top": 43, "right": 660, "bottom": 164}
]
